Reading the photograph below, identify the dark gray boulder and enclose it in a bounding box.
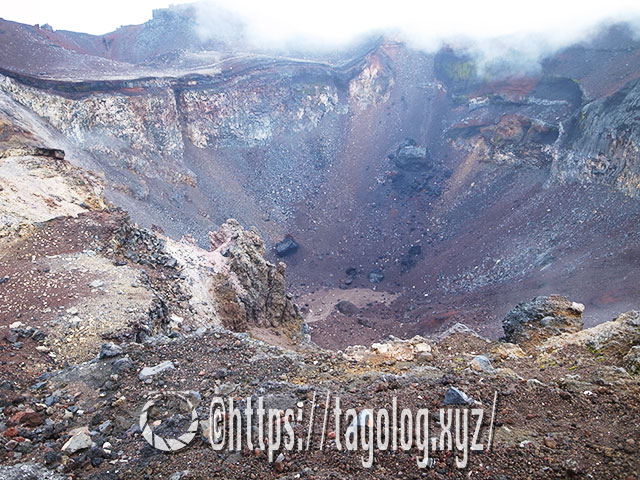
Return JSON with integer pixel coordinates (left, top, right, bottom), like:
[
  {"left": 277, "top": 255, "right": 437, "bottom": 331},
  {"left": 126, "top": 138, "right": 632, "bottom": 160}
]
[
  {"left": 336, "top": 301, "right": 359, "bottom": 316},
  {"left": 275, "top": 236, "right": 299, "bottom": 257},
  {"left": 444, "top": 387, "right": 473, "bottom": 405},
  {"left": 502, "top": 295, "right": 584, "bottom": 344}
]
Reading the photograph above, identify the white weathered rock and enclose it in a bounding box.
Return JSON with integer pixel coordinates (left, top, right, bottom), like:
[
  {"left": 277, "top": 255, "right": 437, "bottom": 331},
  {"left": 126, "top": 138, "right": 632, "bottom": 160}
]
[
  {"left": 138, "top": 361, "right": 175, "bottom": 381},
  {"left": 371, "top": 343, "right": 389, "bottom": 354},
  {"left": 570, "top": 302, "right": 585, "bottom": 314},
  {"left": 62, "top": 427, "right": 92, "bottom": 454},
  {"left": 542, "top": 311, "right": 640, "bottom": 353},
  {"left": 491, "top": 343, "right": 526, "bottom": 360}
]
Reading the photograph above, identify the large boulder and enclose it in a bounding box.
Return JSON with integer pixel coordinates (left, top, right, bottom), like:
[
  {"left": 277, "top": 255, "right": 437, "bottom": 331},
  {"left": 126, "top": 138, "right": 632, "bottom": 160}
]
[
  {"left": 209, "top": 219, "right": 300, "bottom": 331},
  {"left": 502, "top": 295, "right": 584, "bottom": 344},
  {"left": 393, "top": 140, "right": 431, "bottom": 171},
  {"left": 275, "top": 236, "right": 299, "bottom": 257}
]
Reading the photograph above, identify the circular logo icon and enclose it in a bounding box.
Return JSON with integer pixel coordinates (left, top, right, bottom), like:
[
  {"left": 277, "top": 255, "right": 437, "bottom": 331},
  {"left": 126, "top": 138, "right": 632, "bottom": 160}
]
[{"left": 139, "top": 391, "right": 199, "bottom": 451}]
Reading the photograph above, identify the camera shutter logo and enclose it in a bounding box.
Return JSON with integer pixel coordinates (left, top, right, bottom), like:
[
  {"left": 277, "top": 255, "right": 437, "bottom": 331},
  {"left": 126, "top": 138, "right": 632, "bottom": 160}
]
[{"left": 139, "top": 392, "right": 199, "bottom": 451}]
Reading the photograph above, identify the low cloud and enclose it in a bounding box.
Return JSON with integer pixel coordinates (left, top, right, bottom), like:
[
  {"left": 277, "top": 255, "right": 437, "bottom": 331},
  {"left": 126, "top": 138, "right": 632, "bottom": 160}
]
[{"left": 194, "top": 0, "right": 640, "bottom": 71}]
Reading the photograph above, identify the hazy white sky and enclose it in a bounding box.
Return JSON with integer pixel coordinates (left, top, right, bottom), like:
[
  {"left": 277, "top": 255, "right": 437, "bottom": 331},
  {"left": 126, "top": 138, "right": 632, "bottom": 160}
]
[
  {"left": 1, "top": 0, "right": 191, "bottom": 34},
  {"left": 1, "top": 0, "right": 640, "bottom": 47}
]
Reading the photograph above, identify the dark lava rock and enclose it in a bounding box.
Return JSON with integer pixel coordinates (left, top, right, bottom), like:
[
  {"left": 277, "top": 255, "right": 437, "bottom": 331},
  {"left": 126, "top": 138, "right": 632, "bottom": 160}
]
[
  {"left": 336, "top": 301, "right": 359, "bottom": 316},
  {"left": 344, "top": 267, "right": 357, "bottom": 286},
  {"left": 31, "top": 330, "right": 46, "bottom": 342},
  {"left": 98, "top": 343, "right": 122, "bottom": 359},
  {"left": 443, "top": 387, "right": 473, "bottom": 405},
  {"left": 368, "top": 270, "right": 384, "bottom": 283},
  {"left": 502, "top": 295, "right": 584, "bottom": 344},
  {"left": 113, "top": 356, "right": 134, "bottom": 372},
  {"left": 394, "top": 141, "right": 431, "bottom": 171},
  {"left": 357, "top": 317, "right": 372, "bottom": 327},
  {"left": 43, "top": 450, "right": 61, "bottom": 466},
  {"left": 275, "top": 236, "right": 299, "bottom": 257}
]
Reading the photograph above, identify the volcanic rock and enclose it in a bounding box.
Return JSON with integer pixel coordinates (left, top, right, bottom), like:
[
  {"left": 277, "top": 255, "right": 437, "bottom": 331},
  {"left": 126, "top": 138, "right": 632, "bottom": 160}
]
[
  {"left": 98, "top": 342, "right": 123, "bottom": 359},
  {"left": 624, "top": 346, "right": 640, "bottom": 375},
  {"left": 469, "top": 355, "right": 495, "bottom": 373},
  {"left": 502, "top": 295, "right": 584, "bottom": 344},
  {"left": 0, "top": 463, "right": 66, "bottom": 480},
  {"left": 61, "top": 428, "right": 92, "bottom": 454},
  {"left": 208, "top": 220, "right": 300, "bottom": 331},
  {"left": 444, "top": 387, "right": 473, "bottom": 405},
  {"left": 88, "top": 280, "right": 104, "bottom": 289},
  {"left": 395, "top": 143, "right": 431, "bottom": 171},
  {"left": 539, "top": 310, "right": 640, "bottom": 362},
  {"left": 138, "top": 360, "right": 175, "bottom": 381},
  {"left": 557, "top": 78, "right": 640, "bottom": 196},
  {"left": 368, "top": 270, "right": 384, "bottom": 283},
  {"left": 274, "top": 236, "right": 299, "bottom": 257},
  {"left": 336, "top": 300, "right": 359, "bottom": 316}
]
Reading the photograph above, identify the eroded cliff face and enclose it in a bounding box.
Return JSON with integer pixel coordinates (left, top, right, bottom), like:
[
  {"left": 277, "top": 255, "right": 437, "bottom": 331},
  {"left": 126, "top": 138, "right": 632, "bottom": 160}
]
[
  {"left": 0, "top": 21, "right": 639, "bottom": 341},
  {"left": 181, "top": 82, "right": 343, "bottom": 148},
  {"left": 0, "top": 75, "right": 188, "bottom": 187},
  {"left": 552, "top": 78, "right": 640, "bottom": 195}
]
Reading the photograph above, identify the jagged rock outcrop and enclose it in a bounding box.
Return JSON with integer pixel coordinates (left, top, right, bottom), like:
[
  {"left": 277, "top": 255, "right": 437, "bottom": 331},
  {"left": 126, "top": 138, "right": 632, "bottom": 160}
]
[
  {"left": 111, "top": 217, "right": 177, "bottom": 268},
  {"left": 502, "top": 296, "right": 639, "bottom": 373},
  {"left": 553, "top": 77, "right": 640, "bottom": 195},
  {"left": 502, "top": 295, "right": 584, "bottom": 344},
  {"left": 208, "top": 219, "right": 300, "bottom": 332},
  {"left": 447, "top": 114, "right": 559, "bottom": 169},
  {"left": 541, "top": 310, "right": 640, "bottom": 359}
]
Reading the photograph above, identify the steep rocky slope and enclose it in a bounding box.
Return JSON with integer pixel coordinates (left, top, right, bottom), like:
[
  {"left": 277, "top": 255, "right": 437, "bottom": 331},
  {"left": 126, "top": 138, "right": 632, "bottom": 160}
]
[
  {"left": 0, "top": 116, "right": 303, "bottom": 362},
  {"left": 0, "top": 9, "right": 639, "bottom": 344},
  {"left": 553, "top": 77, "right": 640, "bottom": 194}
]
